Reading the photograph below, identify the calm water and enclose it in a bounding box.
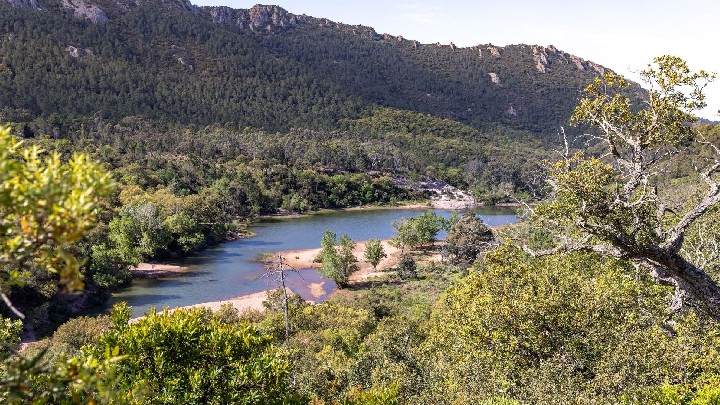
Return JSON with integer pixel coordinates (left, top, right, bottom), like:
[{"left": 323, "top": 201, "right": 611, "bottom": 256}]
[{"left": 108, "top": 207, "right": 518, "bottom": 317}]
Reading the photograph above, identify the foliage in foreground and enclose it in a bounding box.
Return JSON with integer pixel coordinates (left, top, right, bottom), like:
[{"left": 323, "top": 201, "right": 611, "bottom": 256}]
[
  {"left": 534, "top": 56, "right": 720, "bottom": 312},
  {"left": 0, "top": 125, "right": 114, "bottom": 317},
  {"left": 421, "top": 246, "right": 720, "bottom": 404},
  {"left": 85, "top": 304, "right": 304, "bottom": 404}
]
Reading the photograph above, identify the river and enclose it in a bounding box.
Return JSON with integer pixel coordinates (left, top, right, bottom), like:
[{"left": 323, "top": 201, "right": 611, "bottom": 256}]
[{"left": 108, "top": 206, "right": 518, "bottom": 317}]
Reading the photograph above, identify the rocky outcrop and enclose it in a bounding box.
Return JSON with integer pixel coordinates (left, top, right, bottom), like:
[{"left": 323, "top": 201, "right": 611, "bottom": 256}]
[
  {"left": 206, "top": 4, "right": 305, "bottom": 32},
  {"left": 65, "top": 45, "right": 94, "bottom": 57},
  {"left": 5, "top": 0, "right": 40, "bottom": 9},
  {"left": 66, "top": 45, "right": 81, "bottom": 57},
  {"left": 62, "top": 0, "right": 108, "bottom": 24},
  {"left": 531, "top": 45, "right": 606, "bottom": 75},
  {"left": 488, "top": 72, "right": 501, "bottom": 85},
  {"left": 532, "top": 45, "right": 549, "bottom": 73}
]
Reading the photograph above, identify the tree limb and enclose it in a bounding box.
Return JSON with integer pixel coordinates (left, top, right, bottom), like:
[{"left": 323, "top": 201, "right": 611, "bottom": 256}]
[{"left": 0, "top": 287, "right": 25, "bottom": 319}]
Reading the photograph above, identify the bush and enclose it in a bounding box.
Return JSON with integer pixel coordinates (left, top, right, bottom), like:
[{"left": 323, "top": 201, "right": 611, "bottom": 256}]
[
  {"left": 397, "top": 256, "right": 417, "bottom": 280},
  {"left": 87, "top": 304, "right": 304, "bottom": 404}
]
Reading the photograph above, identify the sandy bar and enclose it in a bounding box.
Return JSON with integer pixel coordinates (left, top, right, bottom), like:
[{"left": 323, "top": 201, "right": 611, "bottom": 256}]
[
  {"left": 181, "top": 290, "right": 270, "bottom": 313},
  {"left": 279, "top": 239, "right": 403, "bottom": 283},
  {"left": 130, "top": 262, "right": 189, "bottom": 278}
]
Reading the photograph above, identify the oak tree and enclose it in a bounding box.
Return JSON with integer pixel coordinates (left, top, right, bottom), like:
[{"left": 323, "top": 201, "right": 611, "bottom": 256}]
[{"left": 529, "top": 56, "right": 720, "bottom": 313}]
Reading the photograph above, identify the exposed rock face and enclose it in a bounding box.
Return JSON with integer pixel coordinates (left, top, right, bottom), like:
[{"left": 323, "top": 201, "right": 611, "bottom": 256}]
[
  {"left": 487, "top": 45, "right": 501, "bottom": 58},
  {"left": 66, "top": 45, "right": 81, "bottom": 57},
  {"left": 531, "top": 45, "right": 606, "bottom": 75},
  {"left": 488, "top": 72, "right": 501, "bottom": 85},
  {"left": 65, "top": 45, "right": 94, "bottom": 57},
  {"left": 206, "top": 4, "right": 305, "bottom": 32},
  {"left": 532, "top": 45, "right": 549, "bottom": 73},
  {"left": 62, "top": 0, "right": 108, "bottom": 24},
  {"left": 5, "top": 0, "right": 40, "bottom": 9}
]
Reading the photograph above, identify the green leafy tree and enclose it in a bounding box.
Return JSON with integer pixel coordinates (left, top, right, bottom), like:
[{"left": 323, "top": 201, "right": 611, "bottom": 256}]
[
  {"left": 396, "top": 256, "right": 417, "bottom": 280},
  {"left": 89, "top": 243, "right": 134, "bottom": 289},
  {"left": 0, "top": 317, "right": 22, "bottom": 360},
  {"left": 108, "top": 202, "right": 172, "bottom": 261},
  {"left": 318, "top": 231, "right": 358, "bottom": 288},
  {"left": 269, "top": 302, "right": 377, "bottom": 401},
  {"left": 0, "top": 124, "right": 130, "bottom": 403},
  {"left": 0, "top": 125, "right": 114, "bottom": 318},
  {"left": 364, "top": 239, "right": 387, "bottom": 270},
  {"left": 339, "top": 234, "right": 359, "bottom": 274},
  {"left": 391, "top": 211, "right": 447, "bottom": 252},
  {"left": 317, "top": 230, "right": 338, "bottom": 264},
  {"left": 530, "top": 56, "right": 720, "bottom": 313},
  {"left": 422, "top": 245, "right": 720, "bottom": 403},
  {"left": 163, "top": 211, "right": 205, "bottom": 253},
  {"left": 445, "top": 213, "right": 494, "bottom": 265},
  {"left": 88, "top": 304, "right": 304, "bottom": 404},
  {"left": 1, "top": 346, "right": 127, "bottom": 404}
]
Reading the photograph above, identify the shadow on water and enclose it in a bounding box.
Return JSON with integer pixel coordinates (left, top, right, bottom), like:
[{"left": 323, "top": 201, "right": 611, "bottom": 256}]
[
  {"left": 111, "top": 207, "right": 518, "bottom": 317},
  {"left": 108, "top": 294, "right": 185, "bottom": 308}
]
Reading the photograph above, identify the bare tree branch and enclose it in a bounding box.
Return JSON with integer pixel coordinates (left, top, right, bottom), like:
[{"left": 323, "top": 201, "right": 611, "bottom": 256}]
[{"left": 0, "top": 287, "right": 25, "bottom": 319}]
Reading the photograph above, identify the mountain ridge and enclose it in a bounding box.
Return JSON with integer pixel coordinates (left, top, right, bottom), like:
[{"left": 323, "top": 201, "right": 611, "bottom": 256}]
[{"left": 1, "top": 0, "right": 615, "bottom": 138}]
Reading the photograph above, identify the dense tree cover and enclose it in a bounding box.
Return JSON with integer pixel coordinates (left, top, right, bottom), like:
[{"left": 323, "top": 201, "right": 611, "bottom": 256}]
[
  {"left": 0, "top": 0, "right": 604, "bottom": 138},
  {"left": 0, "top": 0, "right": 603, "bottom": 210},
  {"left": 420, "top": 246, "right": 720, "bottom": 403},
  {"left": 6, "top": 106, "right": 549, "bottom": 200},
  {"left": 1, "top": 304, "right": 305, "bottom": 404},
  {"left": 85, "top": 304, "right": 304, "bottom": 404},
  {"left": 0, "top": 1, "right": 363, "bottom": 131},
  {"left": 0, "top": 318, "right": 22, "bottom": 360}
]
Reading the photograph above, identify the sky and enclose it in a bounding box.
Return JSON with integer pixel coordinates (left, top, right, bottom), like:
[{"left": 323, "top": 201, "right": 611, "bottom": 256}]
[{"left": 190, "top": 0, "right": 720, "bottom": 120}]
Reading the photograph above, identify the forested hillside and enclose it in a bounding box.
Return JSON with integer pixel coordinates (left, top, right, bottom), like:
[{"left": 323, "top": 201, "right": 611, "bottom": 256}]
[{"left": 1, "top": 0, "right": 609, "bottom": 137}]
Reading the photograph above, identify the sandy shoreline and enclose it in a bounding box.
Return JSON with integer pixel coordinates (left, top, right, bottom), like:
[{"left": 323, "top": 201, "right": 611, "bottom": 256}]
[
  {"left": 280, "top": 239, "right": 403, "bottom": 283},
  {"left": 181, "top": 290, "right": 270, "bottom": 313},
  {"left": 130, "top": 262, "right": 189, "bottom": 278}
]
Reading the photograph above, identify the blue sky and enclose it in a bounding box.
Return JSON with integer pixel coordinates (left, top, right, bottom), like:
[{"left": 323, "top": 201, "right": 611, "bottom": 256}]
[{"left": 190, "top": 0, "right": 720, "bottom": 120}]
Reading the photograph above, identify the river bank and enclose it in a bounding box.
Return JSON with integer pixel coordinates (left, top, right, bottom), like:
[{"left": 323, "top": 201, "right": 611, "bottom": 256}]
[
  {"left": 179, "top": 290, "right": 270, "bottom": 313},
  {"left": 263, "top": 188, "right": 477, "bottom": 220},
  {"left": 111, "top": 205, "right": 518, "bottom": 317},
  {"left": 162, "top": 238, "right": 404, "bottom": 317}
]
